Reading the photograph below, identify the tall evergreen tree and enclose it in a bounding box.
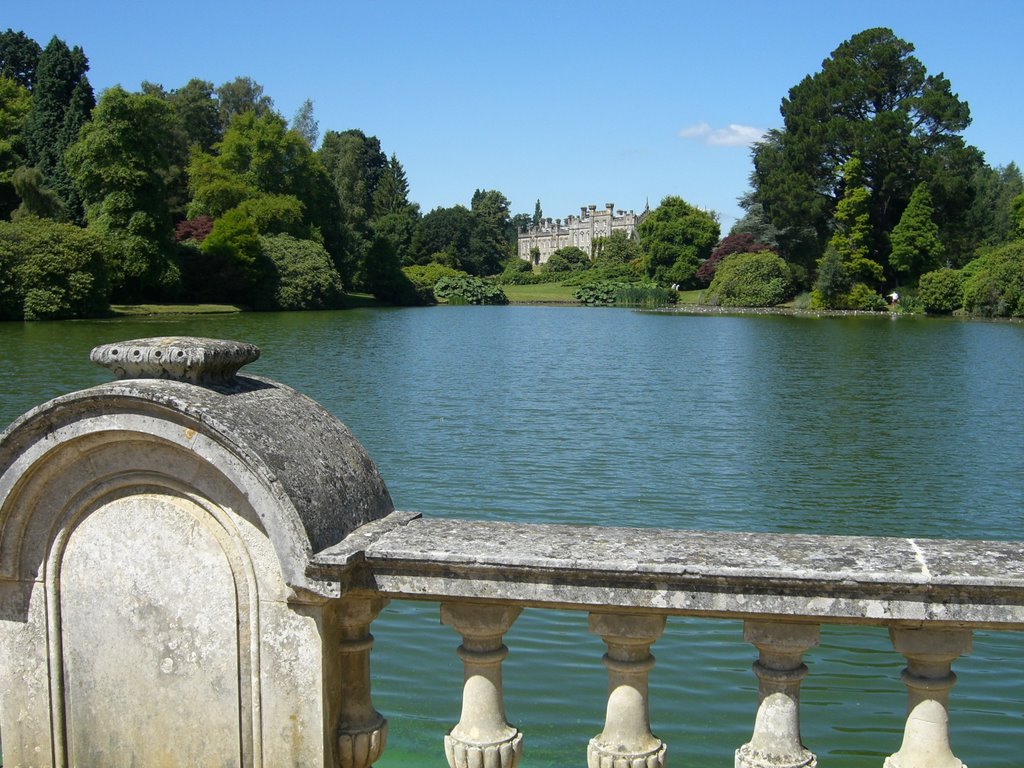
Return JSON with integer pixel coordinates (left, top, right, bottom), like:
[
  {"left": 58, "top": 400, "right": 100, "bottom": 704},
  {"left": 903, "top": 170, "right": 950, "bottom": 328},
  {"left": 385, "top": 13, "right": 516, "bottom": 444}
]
[
  {"left": 372, "top": 154, "right": 410, "bottom": 216},
  {"left": 829, "top": 157, "right": 883, "bottom": 285},
  {"left": 23, "top": 36, "right": 94, "bottom": 218},
  {"left": 890, "top": 183, "right": 944, "bottom": 278},
  {"left": 533, "top": 199, "right": 542, "bottom": 226}
]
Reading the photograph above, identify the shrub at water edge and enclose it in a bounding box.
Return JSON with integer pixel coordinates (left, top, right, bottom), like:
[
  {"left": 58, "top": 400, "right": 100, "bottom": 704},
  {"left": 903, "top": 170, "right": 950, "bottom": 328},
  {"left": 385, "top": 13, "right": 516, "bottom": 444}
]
[
  {"left": 918, "top": 268, "right": 965, "bottom": 314},
  {"left": 433, "top": 275, "right": 508, "bottom": 305},
  {"left": 0, "top": 218, "right": 110, "bottom": 320},
  {"left": 704, "top": 251, "right": 795, "bottom": 308},
  {"left": 960, "top": 241, "right": 1024, "bottom": 317}
]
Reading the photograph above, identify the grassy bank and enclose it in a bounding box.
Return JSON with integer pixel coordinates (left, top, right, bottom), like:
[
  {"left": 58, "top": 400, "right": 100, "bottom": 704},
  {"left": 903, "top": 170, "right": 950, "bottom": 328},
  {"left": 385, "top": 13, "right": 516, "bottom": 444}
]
[{"left": 110, "top": 303, "right": 243, "bottom": 316}]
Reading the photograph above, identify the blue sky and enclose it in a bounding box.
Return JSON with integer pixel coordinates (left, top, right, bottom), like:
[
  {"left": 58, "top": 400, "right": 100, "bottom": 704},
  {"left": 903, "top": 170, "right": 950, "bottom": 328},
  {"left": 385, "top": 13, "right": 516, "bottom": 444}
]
[{"left": 8, "top": 1, "right": 1023, "bottom": 229}]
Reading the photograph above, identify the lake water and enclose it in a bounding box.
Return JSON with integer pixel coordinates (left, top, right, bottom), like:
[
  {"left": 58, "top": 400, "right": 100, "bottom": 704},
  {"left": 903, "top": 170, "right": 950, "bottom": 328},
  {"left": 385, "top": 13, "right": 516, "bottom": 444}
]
[{"left": 1, "top": 306, "right": 1022, "bottom": 766}]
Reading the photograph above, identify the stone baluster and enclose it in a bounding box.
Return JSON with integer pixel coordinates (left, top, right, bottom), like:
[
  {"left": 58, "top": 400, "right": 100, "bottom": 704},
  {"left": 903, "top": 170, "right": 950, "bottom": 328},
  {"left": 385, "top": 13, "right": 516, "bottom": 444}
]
[
  {"left": 735, "top": 621, "right": 819, "bottom": 768},
  {"left": 441, "top": 602, "right": 524, "bottom": 768},
  {"left": 334, "top": 595, "right": 390, "bottom": 768},
  {"left": 587, "top": 613, "right": 666, "bottom": 768},
  {"left": 884, "top": 627, "right": 972, "bottom": 768}
]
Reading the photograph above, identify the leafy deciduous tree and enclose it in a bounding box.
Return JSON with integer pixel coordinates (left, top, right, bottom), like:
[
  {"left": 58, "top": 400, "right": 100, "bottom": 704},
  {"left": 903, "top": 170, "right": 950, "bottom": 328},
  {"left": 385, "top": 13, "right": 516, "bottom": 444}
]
[
  {"left": 216, "top": 76, "right": 274, "bottom": 130},
  {"left": 0, "top": 29, "right": 41, "bottom": 90},
  {"left": 65, "top": 86, "right": 186, "bottom": 299},
  {"left": 638, "top": 195, "right": 719, "bottom": 286}
]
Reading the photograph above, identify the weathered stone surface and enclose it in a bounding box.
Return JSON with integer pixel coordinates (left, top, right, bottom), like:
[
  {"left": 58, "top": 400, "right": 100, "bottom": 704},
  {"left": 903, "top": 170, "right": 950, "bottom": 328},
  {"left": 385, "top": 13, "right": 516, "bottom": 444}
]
[
  {"left": 312, "top": 518, "right": 1024, "bottom": 628},
  {"left": 0, "top": 337, "right": 396, "bottom": 767},
  {"left": 1, "top": 374, "right": 394, "bottom": 593},
  {"left": 90, "top": 336, "right": 261, "bottom": 384}
]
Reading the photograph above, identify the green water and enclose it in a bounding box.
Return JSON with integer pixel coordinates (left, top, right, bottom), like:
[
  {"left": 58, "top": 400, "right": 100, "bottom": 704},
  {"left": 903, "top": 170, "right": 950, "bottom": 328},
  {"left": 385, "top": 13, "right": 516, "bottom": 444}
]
[{"left": 1, "top": 307, "right": 1022, "bottom": 765}]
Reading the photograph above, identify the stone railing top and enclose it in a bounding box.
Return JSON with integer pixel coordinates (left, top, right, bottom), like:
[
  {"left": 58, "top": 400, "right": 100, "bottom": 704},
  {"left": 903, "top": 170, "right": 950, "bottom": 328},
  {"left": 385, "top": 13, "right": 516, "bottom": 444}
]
[
  {"left": 311, "top": 516, "right": 1024, "bottom": 629},
  {"left": 90, "top": 336, "right": 260, "bottom": 385}
]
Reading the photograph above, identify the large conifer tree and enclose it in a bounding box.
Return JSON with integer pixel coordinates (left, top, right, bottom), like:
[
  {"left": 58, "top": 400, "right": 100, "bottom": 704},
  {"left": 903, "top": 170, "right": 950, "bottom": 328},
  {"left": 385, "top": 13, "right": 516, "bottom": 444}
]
[{"left": 23, "top": 36, "right": 94, "bottom": 218}]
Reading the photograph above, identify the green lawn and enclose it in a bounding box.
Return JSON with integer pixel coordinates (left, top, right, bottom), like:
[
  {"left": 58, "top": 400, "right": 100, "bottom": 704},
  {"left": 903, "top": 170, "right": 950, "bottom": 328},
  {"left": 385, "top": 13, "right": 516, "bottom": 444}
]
[{"left": 110, "top": 303, "right": 243, "bottom": 316}]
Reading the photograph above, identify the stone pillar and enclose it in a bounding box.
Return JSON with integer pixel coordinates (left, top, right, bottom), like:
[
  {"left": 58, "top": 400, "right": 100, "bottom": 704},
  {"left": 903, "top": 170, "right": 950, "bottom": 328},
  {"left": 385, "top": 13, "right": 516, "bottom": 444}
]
[
  {"left": 334, "top": 595, "right": 389, "bottom": 768},
  {"left": 441, "top": 602, "right": 523, "bottom": 768},
  {"left": 884, "top": 627, "right": 972, "bottom": 768},
  {"left": 735, "top": 621, "right": 819, "bottom": 768},
  {"left": 587, "top": 612, "right": 666, "bottom": 768}
]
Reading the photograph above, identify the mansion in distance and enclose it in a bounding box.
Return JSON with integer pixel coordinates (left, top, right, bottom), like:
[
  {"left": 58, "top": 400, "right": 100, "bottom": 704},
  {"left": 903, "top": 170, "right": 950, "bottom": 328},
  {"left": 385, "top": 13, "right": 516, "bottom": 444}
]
[{"left": 517, "top": 202, "right": 648, "bottom": 265}]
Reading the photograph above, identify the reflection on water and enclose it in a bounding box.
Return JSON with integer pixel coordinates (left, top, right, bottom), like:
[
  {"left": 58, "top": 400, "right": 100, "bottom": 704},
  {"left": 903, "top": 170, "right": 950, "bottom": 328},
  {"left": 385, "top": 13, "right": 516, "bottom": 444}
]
[{"left": 2, "top": 307, "right": 1022, "bottom": 766}]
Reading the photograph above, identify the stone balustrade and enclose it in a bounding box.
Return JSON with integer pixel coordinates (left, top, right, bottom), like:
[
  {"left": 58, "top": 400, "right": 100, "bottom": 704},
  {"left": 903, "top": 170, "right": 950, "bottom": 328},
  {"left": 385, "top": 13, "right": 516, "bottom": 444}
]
[{"left": 0, "top": 337, "right": 1020, "bottom": 767}]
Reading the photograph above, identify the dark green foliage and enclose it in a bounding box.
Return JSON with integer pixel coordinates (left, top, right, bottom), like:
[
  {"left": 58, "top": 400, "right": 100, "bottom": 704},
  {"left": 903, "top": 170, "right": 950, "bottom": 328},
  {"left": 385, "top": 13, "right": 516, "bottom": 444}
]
[
  {"left": 168, "top": 79, "right": 222, "bottom": 152},
  {"left": 23, "top": 36, "right": 94, "bottom": 218},
  {"left": 198, "top": 208, "right": 269, "bottom": 304},
  {"left": 963, "top": 163, "right": 1024, "bottom": 253},
  {"left": 532, "top": 199, "right": 542, "bottom": 225},
  {"left": 750, "top": 28, "right": 978, "bottom": 271},
  {"left": 705, "top": 251, "right": 794, "bottom": 307},
  {"left": 468, "top": 188, "right": 514, "bottom": 276},
  {"left": 573, "top": 281, "right": 619, "bottom": 306},
  {"left": 0, "top": 218, "right": 109, "bottom": 320},
  {"left": 360, "top": 236, "right": 423, "bottom": 305},
  {"left": 0, "top": 29, "right": 41, "bottom": 90},
  {"left": 918, "top": 268, "right": 965, "bottom": 314},
  {"left": 961, "top": 241, "right": 1024, "bottom": 317},
  {"left": 413, "top": 205, "right": 473, "bottom": 267},
  {"left": 433, "top": 275, "right": 508, "bottom": 305},
  {"left": 65, "top": 86, "right": 185, "bottom": 300},
  {"left": 638, "top": 195, "right": 719, "bottom": 287},
  {"left": 259, "top": 234, "right": 343, "bottom": 310},
  {"left": 541, "top": 246, "right": 590, "bottom": 274},
  {"left": 890, "top": 183, "right": 944, "bottom": 277}
]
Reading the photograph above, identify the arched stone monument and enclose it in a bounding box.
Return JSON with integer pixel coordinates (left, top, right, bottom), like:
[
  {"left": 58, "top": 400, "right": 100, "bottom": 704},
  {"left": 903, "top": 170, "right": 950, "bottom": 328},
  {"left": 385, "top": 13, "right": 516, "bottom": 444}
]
[{"left": 0, "top": 337, "right": 394, "bottom": 767}]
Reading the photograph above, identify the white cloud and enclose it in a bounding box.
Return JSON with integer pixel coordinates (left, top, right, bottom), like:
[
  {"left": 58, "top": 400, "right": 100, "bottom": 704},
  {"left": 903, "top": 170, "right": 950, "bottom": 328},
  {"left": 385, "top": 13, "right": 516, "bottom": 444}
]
[{"left": 679, "top": 122, "right": 766, "bottom": 147}]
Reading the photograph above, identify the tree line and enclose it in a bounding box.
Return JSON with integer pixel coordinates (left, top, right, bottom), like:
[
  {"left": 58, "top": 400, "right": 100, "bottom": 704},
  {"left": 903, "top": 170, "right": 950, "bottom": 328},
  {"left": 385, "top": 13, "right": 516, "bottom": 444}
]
[
  {"left": 1, "top": 27, "right": 1022, "bottom": 319},
  {"left": 0, "top": 29, "right": 535, "bottom": 318}
]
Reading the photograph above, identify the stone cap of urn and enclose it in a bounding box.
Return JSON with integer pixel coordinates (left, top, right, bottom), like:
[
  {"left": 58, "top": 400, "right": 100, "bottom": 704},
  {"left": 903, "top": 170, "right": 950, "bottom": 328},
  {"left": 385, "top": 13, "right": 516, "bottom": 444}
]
[{"left": 0, "top": 336, "right": 395, "bottom": 598}]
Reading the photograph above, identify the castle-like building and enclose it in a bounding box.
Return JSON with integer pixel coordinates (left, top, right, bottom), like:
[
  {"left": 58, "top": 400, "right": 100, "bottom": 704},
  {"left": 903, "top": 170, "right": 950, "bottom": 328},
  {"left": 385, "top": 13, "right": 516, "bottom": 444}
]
[{"left": 517, "top": 202, "right": 647, "bottom": 265}]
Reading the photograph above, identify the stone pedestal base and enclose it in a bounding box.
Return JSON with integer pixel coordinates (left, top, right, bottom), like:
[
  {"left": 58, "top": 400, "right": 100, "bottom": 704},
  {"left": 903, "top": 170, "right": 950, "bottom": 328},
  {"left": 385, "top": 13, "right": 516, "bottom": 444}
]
[
  {"left": 338, "top": 716, "right": 388, "bottom": 768},
  {"left": 735, "top": 742, "right": 816, "bottom": 768},
  {"left": 444, "top": 730, "right": 523, "bottom": 768},
  {"left": 587, "top": 738, "right": 666, "bottom": 768}
]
